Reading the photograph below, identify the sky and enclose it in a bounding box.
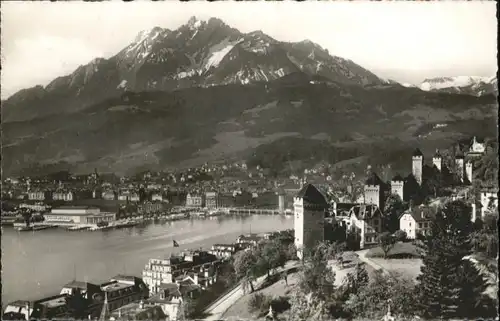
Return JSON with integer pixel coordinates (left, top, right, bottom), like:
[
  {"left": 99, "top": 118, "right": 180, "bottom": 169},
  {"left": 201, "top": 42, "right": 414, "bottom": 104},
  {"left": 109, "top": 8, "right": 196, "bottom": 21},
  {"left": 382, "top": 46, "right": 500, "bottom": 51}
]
[{"left": 1, "top": 1, "right": 497, "bottom": 99}]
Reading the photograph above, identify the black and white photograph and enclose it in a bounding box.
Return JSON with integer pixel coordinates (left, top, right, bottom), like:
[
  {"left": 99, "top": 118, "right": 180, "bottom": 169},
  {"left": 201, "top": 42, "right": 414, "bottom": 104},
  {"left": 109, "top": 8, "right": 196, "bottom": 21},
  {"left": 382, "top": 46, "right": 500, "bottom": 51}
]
[{"left": 1, "top": 1, "right": 498, "bottom": 320}]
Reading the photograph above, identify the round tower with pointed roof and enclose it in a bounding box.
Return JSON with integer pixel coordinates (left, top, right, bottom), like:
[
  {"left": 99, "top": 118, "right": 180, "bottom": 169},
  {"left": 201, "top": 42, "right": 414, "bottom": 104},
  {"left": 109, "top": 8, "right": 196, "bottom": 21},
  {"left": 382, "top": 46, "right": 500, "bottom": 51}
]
[
  {"left": 412, "top": 148, "right": 424, "bottom": 185},
  {"left": 294, "top": 184, "right": 328, "bottom": 259}
]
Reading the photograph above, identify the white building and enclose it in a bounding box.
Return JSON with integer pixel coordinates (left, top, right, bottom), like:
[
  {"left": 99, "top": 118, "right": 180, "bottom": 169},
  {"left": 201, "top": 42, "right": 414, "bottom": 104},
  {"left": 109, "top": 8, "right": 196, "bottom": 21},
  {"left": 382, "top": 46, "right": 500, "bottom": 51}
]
[
  {"left": 347, "top": 204, "right": 383, "bottom": 248},
  {"left": 432, "top": 151, "right": 442, "bottom": 171},
  {"left": 44, "top": 206, "right": 115, "bottom": 226},
  {"left": 53, "top": 191, "right": 74, "bottom": 202},
  {"left": 480, "top": 190, "right": 498, "bottom": 218},
  {"left": 399, "top": 206, "right": 434, "bottom": 239},
  {"left": 294, "top": 184, "right": 328, "bottom": 259},
  {"left": 467, "top": 136, "right": 486, "bottom": 157}
]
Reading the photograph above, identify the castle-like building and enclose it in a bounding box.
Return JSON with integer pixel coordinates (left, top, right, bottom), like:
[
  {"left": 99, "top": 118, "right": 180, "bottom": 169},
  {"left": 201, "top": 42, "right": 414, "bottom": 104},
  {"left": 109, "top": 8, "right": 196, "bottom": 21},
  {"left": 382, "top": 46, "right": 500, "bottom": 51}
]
[{"left": 294, "top": 184, "right": 328, "bottom": 259}]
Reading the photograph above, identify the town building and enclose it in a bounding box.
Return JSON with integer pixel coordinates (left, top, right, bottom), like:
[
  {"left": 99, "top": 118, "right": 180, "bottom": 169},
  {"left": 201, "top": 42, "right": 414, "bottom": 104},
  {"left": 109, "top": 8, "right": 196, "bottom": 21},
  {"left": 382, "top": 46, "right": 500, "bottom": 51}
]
[
  {"left": 142, "top": 251, "right": 217, "bottom": 295},
  {"left": 205, "top": 192, "right": 218, "bottom": 209},
  {"left": 52, "top": 191, "right": 75, "bottom": 202},
  {"left": 146, "top": 283, "right": 201, "bottom": 321},
  {"left": 209, "top": 243, "right": 240, "bottom": 259},
  {"left": 390, "top": 174, "right": 405, "bottom": 201},
  {"left": 102, "top": 190, "right": 117, "bottom": 201},
  {"left": 151, "top": 193, "right": 164, "bottom": 202},
  {"left": 60, "top": 281, "right": 104, "bottom": 317},
  {"left": 467, "top": 136, "right": 486, "bottom": 157},
  {"left": 236, "top": 233, "right": 263, "bottom": 247},
  {"left": 109, "top": 301, "right": 166, "bottom": 321},
  {"left": 139, "top": 201, "right": 165, "bottom": 215},
  {"left": 28, "top": 190, "right": 51, "bottom": 201},
  {"left": 480, "top": 189, "right": 498, "bottom": 218},
  {"left": 3, "top": 295, "right": 70, "bottom": 320},
  {"left": 347, "top": 204, "right": 384, "bottom": 249},
  {"left": 185, "top": 193, "right": 204, "bottom": 208},
  {"left": 44, "top": 206, "right": 116, "bottom": 226},
  {"left": 294, "top": 184, "right": 328, "bottom": 259},
  {"left": 19, "top": 202, "right": 50, "bottom": 212},
  {"left": 399, "top": 206, "right": 434, "bottom": 239},
  {"left": 100, "top": 275, "right": 149, "bottom": 313},
  {"left": 412, "top": 148, "right": 424, "bottom": 185}
]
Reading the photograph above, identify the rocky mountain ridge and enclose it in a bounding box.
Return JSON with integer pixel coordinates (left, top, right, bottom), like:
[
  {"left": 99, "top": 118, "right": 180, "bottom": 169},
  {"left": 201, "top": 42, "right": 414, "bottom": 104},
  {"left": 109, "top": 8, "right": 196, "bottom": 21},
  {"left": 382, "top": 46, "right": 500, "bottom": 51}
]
[{"left": 2, "top": 16, "right": 385, "bottom": 123}]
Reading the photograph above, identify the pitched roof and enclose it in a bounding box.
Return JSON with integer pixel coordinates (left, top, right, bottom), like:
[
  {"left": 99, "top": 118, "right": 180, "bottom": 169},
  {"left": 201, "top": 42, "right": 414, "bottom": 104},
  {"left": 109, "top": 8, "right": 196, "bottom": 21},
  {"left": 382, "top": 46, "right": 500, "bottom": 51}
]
[
  {"left": 392, "top": 174, "right": 404, "bottom": 182},
  {"left": 349, "top": 204, "right": 382, "bottom": 220},
  {"left": 413, "top": 148, "right": 424, "bottom": 157},
  {"left": 365, "top": 172, "right": 384, "bottom": 186},
  {"left": 402, "top": 206, "right": 435, "bottom": 222},
  {"left": 62, "top": 281, "right": 99, "bottom": 290},
  {"left": 433, "top": 149, "right": 442, "bottom": 158},
  {"left": 296, "top": 184, "right": 328, "bottom": 206}
]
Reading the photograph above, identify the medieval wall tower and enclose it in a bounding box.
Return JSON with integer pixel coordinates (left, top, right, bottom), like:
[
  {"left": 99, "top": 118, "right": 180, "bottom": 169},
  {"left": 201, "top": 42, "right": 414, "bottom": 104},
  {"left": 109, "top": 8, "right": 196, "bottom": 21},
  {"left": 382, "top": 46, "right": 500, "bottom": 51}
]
[
  {"left": 432, "top": 150, "right": 442, "bottom": 171},
  {"left": 294, "top": 184, "right": 328, "bottom": 259},
  {"left": 412, "top": 148, "right": 424, "bottom": 185},
  {"left": 465, "top": 161, "right": 473, "bottom": 184},
  {"left": 390, "top": 174, "right": 405, "bottom": 201}
]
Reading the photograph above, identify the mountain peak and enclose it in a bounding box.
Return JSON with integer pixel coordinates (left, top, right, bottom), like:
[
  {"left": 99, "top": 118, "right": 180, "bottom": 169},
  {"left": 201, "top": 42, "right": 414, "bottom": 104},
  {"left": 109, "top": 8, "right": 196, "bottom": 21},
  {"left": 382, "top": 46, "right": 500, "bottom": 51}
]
[{"left": 134, "top": 27, "right": 170, "bottom": 43}]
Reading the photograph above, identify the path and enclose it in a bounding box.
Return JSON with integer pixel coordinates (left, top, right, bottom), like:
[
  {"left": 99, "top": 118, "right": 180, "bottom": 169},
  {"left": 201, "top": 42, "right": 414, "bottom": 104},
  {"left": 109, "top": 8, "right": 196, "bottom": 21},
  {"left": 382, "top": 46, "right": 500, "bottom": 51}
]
[
  {"left": 203, "top": 261, "right": 299, "bottom": 321},
  {"left": 356, "top": 249, "right": 389, "bottom": 275}
]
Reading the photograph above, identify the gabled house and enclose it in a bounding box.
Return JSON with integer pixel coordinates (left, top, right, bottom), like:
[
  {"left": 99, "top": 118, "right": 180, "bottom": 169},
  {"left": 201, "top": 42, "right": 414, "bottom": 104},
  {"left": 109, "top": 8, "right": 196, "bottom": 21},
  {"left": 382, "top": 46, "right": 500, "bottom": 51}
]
[
  {"left": 399, "top": 205, "right": 435, "bottom": 239},
  {"left": 347, "top": 204, "right": 384, "bottom": 249}
]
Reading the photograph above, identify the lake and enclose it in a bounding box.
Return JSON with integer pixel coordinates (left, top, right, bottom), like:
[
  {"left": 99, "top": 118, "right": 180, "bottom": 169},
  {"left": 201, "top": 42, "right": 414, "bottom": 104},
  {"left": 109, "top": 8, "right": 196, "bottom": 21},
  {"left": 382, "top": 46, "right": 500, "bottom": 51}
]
[{"left": 1, "top": 214, "right": 293, "bottom": 305}]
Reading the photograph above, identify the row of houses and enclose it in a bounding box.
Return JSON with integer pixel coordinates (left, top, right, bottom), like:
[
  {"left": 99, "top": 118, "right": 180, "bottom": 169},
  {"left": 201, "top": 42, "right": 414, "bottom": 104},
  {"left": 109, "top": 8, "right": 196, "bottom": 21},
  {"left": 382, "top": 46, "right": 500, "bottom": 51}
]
[{"left": 3, "top": 275, "right": 148, "bottom": 320}]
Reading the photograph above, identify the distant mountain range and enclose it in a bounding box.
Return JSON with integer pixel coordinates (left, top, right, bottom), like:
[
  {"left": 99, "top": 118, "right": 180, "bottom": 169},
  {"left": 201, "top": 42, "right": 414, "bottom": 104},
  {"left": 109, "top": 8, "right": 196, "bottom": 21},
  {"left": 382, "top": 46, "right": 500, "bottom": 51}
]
[
  {"left": 2, "top": 17, "right": 497, "bottom": 177},
  {"left": 402, "top": 76, "right": 498, "bottom": 97}
]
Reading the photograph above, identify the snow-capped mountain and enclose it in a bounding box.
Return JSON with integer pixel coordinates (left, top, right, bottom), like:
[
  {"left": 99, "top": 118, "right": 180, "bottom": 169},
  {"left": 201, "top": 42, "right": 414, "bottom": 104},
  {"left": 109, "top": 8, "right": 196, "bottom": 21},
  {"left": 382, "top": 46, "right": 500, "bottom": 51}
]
[
  {"left": 419, "top": 76, "right": 497, "bottom": 96},
  {"left": 3, "top": 16, "right": 387, "bottom": 122}
]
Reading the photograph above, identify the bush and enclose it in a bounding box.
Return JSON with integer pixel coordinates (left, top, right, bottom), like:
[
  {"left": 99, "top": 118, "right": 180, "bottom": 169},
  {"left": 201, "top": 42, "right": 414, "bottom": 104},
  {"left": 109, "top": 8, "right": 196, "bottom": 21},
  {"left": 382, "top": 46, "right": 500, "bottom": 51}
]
[
  {"left": 394, "top": 230, "right": 407, "bottom": 242},
  {"left": 247, "top": 293, "right": 271, "bottom": 314},
  {"left": 270, "top": 296, "right": 291, "bottom": 313}
]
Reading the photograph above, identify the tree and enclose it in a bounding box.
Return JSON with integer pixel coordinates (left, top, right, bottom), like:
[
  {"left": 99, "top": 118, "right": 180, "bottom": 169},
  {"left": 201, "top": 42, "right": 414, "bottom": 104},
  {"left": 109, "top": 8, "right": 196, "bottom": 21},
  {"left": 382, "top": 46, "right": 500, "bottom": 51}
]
[
  {"left": 257, "top": 239, "right": 287, "bottom": 277},
  {"left": 298, "top": 243, "right": 336, "bottom": 301},
  {"left": 378, "top": 232, "right": 396, "bottom": 259},
  {"left": 394, "top": 230, "right": 407, "bottom": 242},
  {"left": 416, "top": 200, "right": 490, "bottom": 319},
  {"left": 344, "top": 271, "right": 417, "bottom": 319},
  {"left": 233, "top": 249, "right": 260, "bottom": 293},
  {"left": 383, "top": 194, "right": 406, "bottom": 233},
  {"left": 456, "top": 259, "right": 497, "bottom": 318}
]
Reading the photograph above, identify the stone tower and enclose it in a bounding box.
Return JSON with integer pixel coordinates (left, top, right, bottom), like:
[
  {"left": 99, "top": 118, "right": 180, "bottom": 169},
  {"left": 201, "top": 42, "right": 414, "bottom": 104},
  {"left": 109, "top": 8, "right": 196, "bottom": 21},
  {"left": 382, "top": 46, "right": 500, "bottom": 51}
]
[
  {"left": 294, "top": 184, "right": 328, "bottom": 259},
  {"left": 432, "top": 150, "right": 442, "bottom": 171},
  {"left": 364, "top": 172, "right": 383, "bottom": 208},
  {"left": 390, "top": 174, "right": 405, "bottom": 201},
  {"left": 455, "top": 154, "right": 465, "bottom": 183},
  {"left": 465, "top": 161, "right": 473, "bottom": 184},
  {"left": 412, "top": 148, "right": 424, "bottom": 185}
]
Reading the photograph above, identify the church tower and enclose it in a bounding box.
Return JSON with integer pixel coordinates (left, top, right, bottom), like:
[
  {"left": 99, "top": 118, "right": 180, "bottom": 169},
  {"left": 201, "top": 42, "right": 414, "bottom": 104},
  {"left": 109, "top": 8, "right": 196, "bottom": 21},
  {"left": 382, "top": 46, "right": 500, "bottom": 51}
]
[
  {"left": 412, "top": 148, "right": 424, "bottom": 185},
  {"left": 294, "top": 184, "right": 328, "bottom": 259}
]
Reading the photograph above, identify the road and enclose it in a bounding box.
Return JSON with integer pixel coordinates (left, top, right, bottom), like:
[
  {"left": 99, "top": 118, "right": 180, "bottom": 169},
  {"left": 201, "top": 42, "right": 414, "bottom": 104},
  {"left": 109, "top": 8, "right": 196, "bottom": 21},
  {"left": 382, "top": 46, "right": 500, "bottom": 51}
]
[{"left": 203, "top": 261, "right": 300, "bottom": 321}]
